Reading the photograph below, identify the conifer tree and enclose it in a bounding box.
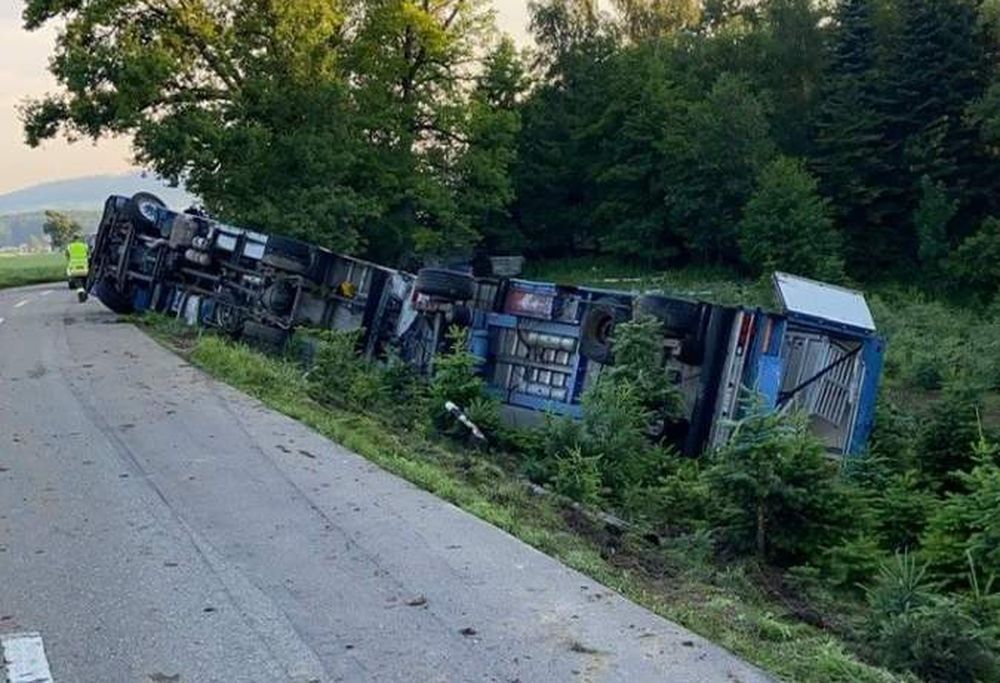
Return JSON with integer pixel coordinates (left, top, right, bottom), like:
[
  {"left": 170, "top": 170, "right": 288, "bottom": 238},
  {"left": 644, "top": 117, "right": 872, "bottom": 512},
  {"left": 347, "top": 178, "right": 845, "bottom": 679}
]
[{"left": 812, "top": 0, "right": 901, "bottom": 275}]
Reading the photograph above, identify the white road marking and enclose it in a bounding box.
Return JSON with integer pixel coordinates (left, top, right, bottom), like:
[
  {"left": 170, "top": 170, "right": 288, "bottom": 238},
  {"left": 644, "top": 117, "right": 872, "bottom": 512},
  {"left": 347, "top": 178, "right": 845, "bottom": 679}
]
[
  {"left": 1, "top": 632, "right": 55, "bottom": 682},
  {"left": 14, "top": 299, "right": 29, "bottom": 308},
  {"left": 0, "top": 317, "right": 5, "bottom": 326},
  {"left": 40, "top": 290, "right": 53, "bottom": 297}
]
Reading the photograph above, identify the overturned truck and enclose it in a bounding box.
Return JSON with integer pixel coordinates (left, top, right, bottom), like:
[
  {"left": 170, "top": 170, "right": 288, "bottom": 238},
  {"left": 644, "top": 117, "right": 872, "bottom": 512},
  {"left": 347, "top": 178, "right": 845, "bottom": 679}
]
[{"left": 88, "top": 193, "right": 885, "bottom": 457}]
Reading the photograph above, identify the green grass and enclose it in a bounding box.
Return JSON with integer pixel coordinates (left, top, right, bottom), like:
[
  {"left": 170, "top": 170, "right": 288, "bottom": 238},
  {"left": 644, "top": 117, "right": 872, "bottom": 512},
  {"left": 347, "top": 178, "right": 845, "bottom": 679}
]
[
  {"left": 524, "top": 256, "right": 774, "bottom": 307},
  {"left": 135, "top": 314, "right": 906, "bottom": 683},
  {"left": 0, "top": 252, "right": 65, "bottom": 289}
]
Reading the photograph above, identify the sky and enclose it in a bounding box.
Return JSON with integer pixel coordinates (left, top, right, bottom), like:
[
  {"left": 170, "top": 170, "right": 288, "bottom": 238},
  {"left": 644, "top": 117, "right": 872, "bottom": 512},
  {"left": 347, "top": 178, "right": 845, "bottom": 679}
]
[{"left": 0, "top": 0, "right": 534, "bottom": 195}]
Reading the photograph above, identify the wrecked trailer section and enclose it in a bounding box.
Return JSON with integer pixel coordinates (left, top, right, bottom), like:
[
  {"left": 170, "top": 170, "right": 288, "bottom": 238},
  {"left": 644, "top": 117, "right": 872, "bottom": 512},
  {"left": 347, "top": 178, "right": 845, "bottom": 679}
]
[
  {"left": 87, "top": 193, "right": 885, "bottom": 457},
  {"left": 87, "top": 194, "right": 414, "bottom": 356},
  {"left": 466, "top": 274, "right": 883, "bottom": 457}
]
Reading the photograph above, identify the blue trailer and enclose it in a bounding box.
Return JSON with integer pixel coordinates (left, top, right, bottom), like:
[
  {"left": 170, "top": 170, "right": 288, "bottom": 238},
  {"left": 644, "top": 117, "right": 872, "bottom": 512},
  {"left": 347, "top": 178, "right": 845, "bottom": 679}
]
[{"left": 465, "top": 273, "right": 883, "bottom": 458}]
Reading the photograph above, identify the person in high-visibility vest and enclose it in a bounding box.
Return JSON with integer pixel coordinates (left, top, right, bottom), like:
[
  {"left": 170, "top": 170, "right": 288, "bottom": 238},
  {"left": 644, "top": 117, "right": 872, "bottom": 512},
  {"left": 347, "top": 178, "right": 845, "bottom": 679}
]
[{"left": 65, "top": 240, "right": 89, "bottom": 293}]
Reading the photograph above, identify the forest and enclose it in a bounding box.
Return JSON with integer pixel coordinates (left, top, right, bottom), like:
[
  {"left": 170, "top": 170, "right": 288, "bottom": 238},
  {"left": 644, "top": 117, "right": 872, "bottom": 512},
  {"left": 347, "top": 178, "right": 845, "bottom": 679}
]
[
  {"left": 19, "top": 0, "right": 1000, "bottom": 302},
  {"left": 20, "top": 0, "right": 1000, "bottom": 680}
]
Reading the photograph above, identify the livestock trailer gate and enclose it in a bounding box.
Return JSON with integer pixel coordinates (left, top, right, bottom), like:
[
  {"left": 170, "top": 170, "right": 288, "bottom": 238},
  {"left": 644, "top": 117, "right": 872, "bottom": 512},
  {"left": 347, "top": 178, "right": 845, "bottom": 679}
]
[{"left": 86, "top": 193, "right": 885, "bottom": 458}]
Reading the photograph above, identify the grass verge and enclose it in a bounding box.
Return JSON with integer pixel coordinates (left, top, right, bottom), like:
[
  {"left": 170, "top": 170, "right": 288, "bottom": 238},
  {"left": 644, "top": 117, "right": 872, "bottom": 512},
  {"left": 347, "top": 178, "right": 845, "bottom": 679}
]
[
  {"left": 0, "top": 252, "right": 65, "bottom": 290},
  {"left": 135, "top": 313, "right": 905, "bottom": 683}
]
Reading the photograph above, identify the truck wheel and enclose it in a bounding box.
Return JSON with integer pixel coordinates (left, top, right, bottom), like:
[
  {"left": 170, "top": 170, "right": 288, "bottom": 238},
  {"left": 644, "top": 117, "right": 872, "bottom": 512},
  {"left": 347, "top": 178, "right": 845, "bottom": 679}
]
[
  {"left": 94, "top": 279, "right": 134, "bottom": 314},
  {"left": 580, "top": 297, "right": 628, "bottom": 365},
  {"left": 213, "top": 291, "right": 245, "bottom": 336},
  {"left": 414, "top": 268, "right": 475, "bottom": 301},
  {"left": 261, "top": 279, "right": 296, "bottom": 316},
  {"left": 128, "top": 192, "right": 167, "bottom": 230}
]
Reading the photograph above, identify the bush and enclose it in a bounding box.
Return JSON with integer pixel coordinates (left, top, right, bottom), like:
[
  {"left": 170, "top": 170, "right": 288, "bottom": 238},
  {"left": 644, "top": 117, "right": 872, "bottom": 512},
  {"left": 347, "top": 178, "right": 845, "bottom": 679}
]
[
  {"left": 870, "top": 291, "right": 1000, "bottom": 393},
  {"left": 578, "top": 376, "right": 664, "bottom": 498},
  {"left": 916, "top": 386, "right": 984, "bottom": 487},
  {"left": 429, "top": 326, "right": 491, "bottom": 432},
  {"left": 862, "top": 397, "right": 920, "bottom": 479},
  {"left": 552, "top": 445, "right": 604, "bottom": 505},
  {"left": 634, "top": 456, "right": 711, "bottom": 534},
  {"left": 947, "top": 216, "right": 1000, "bottom": 303},
  {"left": 464, "top": 396, "right": 502, "bottom": 440},
  {"left": 307, "top": 329, "right": 385, "bottom": 409},
  {"left": 817, "top": 533, "right": 888, "bottom": 591},
  {"left": 910, "top": 355, "right": 944, "bottom": 391},
  {"left": 921, "top": 459, "right": 1000, "bottom": 587},
  {"left": 532, "top": 317, "right": 675, "bottom": 506},
  {"left": 526, "top": 413, "right": 581, "bottom": 485},
  {"left": 865, "top": 552, "right": 933, "bottom": 619},
  {"left": 704, "top": 407, "right": 851, "bottom": 565},
  {"left": 871, "top": 470, "right": 939, "bottom": 552},
  {"left": 607, "top": 314, "right": 682, "bottom": 423},
  {"left": 865, "top": 555, "right": 999, "bottom": 683},
  {"left": 875, "top": 600, "right": 998, "bottom": 682}
]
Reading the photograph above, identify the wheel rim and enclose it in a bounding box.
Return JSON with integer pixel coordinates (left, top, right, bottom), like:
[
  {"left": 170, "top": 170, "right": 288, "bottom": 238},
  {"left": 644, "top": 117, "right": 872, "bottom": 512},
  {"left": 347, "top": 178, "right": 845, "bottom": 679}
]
[{"left": 138, "top": 201, "right": 159, "bottom": 222}]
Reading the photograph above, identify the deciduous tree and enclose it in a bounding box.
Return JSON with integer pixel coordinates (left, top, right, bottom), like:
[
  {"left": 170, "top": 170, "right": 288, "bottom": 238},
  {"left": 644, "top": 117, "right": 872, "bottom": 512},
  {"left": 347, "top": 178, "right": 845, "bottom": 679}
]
[{"left": 42, "top": 211, "right": 82, "bottom": 249}]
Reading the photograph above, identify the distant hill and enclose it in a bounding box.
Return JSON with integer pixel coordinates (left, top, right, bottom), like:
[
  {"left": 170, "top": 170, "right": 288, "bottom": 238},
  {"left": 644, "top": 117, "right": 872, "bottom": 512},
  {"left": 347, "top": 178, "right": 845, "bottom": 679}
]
[
  {"left": 0, "top": 210, "right": 103, "bottom": 249},
  {"left": 0, "top": 173, "right": 196, "bottom": 214}
]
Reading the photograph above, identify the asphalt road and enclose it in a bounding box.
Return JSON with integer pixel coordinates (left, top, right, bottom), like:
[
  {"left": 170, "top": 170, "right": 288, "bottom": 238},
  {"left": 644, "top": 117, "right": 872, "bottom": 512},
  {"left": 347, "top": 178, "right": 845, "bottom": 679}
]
[{"left": 0, "top": 283, "right": 773, "bottom": 683}]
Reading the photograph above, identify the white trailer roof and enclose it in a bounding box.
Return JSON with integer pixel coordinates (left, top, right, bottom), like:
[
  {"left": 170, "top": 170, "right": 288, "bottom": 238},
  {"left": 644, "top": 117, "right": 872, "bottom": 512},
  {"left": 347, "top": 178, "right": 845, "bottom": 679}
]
[{"left": 773, "top": 272, "right": 877, "bottom": 332}]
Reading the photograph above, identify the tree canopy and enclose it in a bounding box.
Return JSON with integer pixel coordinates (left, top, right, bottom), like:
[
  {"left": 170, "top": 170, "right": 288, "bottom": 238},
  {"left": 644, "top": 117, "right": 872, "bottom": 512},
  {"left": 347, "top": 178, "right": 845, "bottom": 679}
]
[
  {"left": 42, "top": 211, "right": 83, "bottom": 248},
  {"left": 21, "top": 0, "right": 1000, "bottom": 300},
  {"left": 22, "top": 0, "right": 514, "bottom": 263}
]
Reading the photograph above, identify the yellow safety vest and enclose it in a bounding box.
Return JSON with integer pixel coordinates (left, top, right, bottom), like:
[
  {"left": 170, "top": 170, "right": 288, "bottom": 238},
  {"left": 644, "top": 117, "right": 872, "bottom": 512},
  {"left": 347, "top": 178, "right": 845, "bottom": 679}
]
[{"left": 66, "top": 241, "right": 89, "bottom": 277}]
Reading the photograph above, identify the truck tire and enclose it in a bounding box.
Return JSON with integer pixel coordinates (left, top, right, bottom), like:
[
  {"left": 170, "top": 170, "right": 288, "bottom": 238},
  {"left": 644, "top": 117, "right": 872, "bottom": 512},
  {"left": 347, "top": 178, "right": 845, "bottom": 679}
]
[
  {"left": 634, "top": 295, "right": 701, "bottom": 335},
  {"left": 414, "top": 268, "right": 475, "bottom": 301},
  {"left": 261, "top": 279, "right": 296, "bottom": 316},
  {"left": 128, "top": 192, "right": 167, "bottom": 230},
  {"left": 94, "top": 279, "right": 134, "bottom": 314},
  {"left": 262, "top": 235, "right": 312, "bottom": 276},
  {"left": 213, "top": 291, "right": 245, "bottom": 336},
  {"left": 580, "top": 297, "right": 628, "bottom": 365}
]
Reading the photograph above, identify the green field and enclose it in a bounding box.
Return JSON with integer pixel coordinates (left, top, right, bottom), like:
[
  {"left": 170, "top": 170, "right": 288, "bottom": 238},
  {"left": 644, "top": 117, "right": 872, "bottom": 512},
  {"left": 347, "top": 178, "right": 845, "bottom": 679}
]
[{"left": 0, "top": 252, "right": 66, "bottom": 290}]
